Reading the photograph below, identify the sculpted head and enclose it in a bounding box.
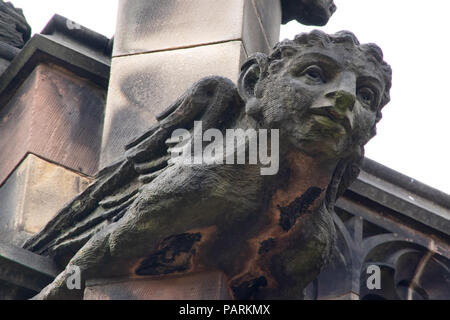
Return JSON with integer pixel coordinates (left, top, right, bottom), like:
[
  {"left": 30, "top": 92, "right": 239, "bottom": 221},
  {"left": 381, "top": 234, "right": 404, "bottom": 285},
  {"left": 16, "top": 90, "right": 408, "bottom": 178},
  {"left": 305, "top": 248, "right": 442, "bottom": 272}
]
[{"left": 239, "top": 30, "right": 392, "bottom": 163}]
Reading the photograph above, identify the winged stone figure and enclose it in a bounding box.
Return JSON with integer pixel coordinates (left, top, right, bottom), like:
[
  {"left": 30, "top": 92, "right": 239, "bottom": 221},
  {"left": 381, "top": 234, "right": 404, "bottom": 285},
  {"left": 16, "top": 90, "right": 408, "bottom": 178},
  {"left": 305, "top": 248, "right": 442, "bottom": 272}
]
[{"left": 24, "top": 30, "right": 392, "bottom": 300}]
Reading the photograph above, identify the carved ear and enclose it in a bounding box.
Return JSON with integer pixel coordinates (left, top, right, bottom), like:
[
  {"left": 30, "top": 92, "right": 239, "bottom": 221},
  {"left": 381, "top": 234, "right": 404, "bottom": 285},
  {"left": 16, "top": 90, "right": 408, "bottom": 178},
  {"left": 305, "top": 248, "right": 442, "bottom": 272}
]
[{"left": 238, "top": 53, "right": 269, "bottom": 102}]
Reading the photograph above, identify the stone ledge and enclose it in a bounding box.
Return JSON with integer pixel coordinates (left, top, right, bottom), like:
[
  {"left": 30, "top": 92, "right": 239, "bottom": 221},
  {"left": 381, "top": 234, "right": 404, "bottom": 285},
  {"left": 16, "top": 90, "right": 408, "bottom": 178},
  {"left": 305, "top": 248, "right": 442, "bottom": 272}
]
[
  {"left": 0, "top": 241, "right": 59, "bottom": 298},
  {"left": 347, "top": 158, "right": 450, "bottom": 236},
  {"left": 84, "top": 272, "right": 232, "bottom": 300},
  {"left": 0, "top": 32, "right": 110, "bottom": 109},
  {"left": 362, "top": 157, "right": 450, "bottom": 211},
  {"left": 41, "top": 14, "right": 112, "bottom": 57}
]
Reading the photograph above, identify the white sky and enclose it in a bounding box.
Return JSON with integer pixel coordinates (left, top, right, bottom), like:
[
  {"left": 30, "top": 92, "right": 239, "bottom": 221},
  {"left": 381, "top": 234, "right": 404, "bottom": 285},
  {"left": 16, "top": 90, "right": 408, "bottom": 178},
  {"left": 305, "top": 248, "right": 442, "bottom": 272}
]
[{"left": 9, "top": 0, "right": 450, "bottom": 195}]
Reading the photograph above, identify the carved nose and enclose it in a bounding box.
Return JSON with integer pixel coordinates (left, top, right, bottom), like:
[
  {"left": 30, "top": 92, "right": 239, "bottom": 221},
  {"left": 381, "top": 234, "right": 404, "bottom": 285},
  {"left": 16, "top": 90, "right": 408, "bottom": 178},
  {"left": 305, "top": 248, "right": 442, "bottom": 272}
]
[{"left": 325, "top": 90, "right": 355, "bottom": 112}]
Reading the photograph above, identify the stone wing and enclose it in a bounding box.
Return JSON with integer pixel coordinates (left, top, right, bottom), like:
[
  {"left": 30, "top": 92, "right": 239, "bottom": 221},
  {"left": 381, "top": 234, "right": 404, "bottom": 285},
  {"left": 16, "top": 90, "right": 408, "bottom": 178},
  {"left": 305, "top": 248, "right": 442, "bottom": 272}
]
[{"left": 23, "top": 76, "right": 242, "bottom": 265}]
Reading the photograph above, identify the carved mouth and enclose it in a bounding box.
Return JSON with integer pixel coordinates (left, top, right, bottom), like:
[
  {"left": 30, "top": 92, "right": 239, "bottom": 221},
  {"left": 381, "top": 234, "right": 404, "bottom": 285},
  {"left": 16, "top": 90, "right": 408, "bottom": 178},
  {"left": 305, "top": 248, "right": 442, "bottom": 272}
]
[{"left": 309, "top": 107, "right": 352, "bottom": 133}]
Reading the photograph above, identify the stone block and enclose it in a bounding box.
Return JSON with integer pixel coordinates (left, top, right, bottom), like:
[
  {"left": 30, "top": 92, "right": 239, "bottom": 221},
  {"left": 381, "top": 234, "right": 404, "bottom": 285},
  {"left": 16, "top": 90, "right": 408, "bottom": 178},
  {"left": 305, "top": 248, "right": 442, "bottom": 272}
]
[
  {"left": 113, "top": 0, "right": 278, "bottom": 57},
  {"left": 84, "top": 272, "right": 232, "bottom": 300},
  {"left": 242, "top": 0, "right": 271, "bottom": 55},
  {"left": 0, "top": 154, "right": 92, "bottom": 245},
  {"left": 114, "top": 0, "right": 248, "bottom": 56},
  {"left": 41, "top": 14, "right": 112, "bottom": 64},
  {"left": 252, "top": 0, "right": 282, "bottom": 47},
  {"left": 101, "top": 41, "right": 246, "bottom": 167},
  {"left": 0, "top": 63, "right": 105, "bottom": 185},
  {"left": 101, "top": 0, "right": 284, "bottom": 167}
]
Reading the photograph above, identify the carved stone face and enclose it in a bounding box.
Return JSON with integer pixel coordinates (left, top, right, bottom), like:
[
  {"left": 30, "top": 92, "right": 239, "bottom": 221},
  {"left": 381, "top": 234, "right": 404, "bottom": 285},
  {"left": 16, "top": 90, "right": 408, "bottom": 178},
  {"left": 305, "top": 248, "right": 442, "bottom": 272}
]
[{"left": 254, "top": 45, "right": 387, "bottom": 161}]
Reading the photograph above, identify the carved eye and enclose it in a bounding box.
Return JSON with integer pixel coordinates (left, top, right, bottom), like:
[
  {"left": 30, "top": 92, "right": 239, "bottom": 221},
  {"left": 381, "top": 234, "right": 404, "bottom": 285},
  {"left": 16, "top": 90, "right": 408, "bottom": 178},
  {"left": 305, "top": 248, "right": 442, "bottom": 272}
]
[
  {"left": 303, "top": 65, "right": 325, "bottom": 83},
  {"left": 357, "top": 87, "right": 377, "bottom": 110}
]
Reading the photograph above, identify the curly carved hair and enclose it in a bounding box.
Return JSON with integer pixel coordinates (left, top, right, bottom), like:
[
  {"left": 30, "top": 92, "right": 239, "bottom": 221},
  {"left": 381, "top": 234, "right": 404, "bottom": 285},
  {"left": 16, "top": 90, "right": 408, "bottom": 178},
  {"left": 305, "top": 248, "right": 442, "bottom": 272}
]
[{"left": 270, "top": 30, "right": 392, "bottom": 122}]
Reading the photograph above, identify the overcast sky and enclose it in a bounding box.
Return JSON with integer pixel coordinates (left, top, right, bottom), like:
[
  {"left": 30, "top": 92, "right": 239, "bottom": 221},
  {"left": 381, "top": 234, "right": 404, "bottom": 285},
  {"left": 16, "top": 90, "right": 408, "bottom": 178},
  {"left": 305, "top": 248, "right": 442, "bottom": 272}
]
[{"left": 10, "top": 0, "right": 450, "bottom": 194}]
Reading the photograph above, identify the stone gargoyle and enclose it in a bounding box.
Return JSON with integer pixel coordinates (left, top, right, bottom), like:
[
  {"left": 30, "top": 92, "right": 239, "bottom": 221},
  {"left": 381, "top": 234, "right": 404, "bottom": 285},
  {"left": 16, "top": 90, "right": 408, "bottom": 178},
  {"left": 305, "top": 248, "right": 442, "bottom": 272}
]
[
  {"left": 0, "top": 0, "right": 31, "bottom": 48},
  {"left": 24, "top": 30, "right": 392, "bottom": 300}
]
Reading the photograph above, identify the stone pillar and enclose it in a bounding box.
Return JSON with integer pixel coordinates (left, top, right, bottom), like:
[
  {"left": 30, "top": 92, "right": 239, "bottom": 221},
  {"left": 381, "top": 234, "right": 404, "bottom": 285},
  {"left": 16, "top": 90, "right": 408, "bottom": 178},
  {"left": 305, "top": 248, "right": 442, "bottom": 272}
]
[
  {"left": 100, "top": 0, "right": 282, "bottom": 167},
  {"left": 0, "top": 15, "right": 111, "bottom": 246}
]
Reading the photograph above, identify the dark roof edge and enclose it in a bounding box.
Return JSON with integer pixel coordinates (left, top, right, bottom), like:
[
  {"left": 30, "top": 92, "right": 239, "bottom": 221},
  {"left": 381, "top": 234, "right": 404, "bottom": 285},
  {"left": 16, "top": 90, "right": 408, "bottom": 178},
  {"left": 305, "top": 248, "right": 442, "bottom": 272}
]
[
  {"left": 362, "top": 157, "right": 450, "bottom": 211},
  {"left": 41, "top": 14, "right": 113, "bottom": 56}
]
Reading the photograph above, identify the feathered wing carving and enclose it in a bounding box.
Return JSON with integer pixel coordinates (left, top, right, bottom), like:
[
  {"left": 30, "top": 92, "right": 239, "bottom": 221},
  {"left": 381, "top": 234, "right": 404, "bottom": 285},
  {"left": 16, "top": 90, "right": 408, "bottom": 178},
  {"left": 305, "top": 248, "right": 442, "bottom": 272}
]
[{"left": 23, "top": 76, "right": 243, "bottom": 266}]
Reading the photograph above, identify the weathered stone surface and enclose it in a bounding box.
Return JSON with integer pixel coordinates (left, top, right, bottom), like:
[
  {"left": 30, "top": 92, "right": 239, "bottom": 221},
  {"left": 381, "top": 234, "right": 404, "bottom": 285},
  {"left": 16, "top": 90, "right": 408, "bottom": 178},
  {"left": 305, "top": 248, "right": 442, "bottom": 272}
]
[
  {"left": 84, "top": 272, "right": 232, "bottom": 300},
  {"left": 101, "top": 41, "right": 246, "bottom": 167},
  {"left": 324, "top": 292, "right": 359, "bottom": 300},
  {"left": 0, "top": 154, "right": 92, "bottom": 246},
  {"left": 41, "top": 14, "right": 112, "bottom": 62},
  {"left": 0, "top": 0, "right": 31, "bottom": 48},
  {"left": 0, "top": 63, "right": 105, "bottom": 185},
  {"left": 0, "top": 42, "right": 19, "bottom": 74},
  {"left": 350, "top": 158, "right": 450, "bottom": 235},
  {"left": 113, "top": 0, "right": 277, "bottom": 57},
  {"left": 252, "top": 0, "right": 282, "bottom": 47},
  {"left": 0, "top": 56, "right": 8, "bottom": 73},
  {"left": 242, "top": 0, "right": 271, "bottom": 56},
  {"left": 281, "top": 0, "right": 337, "bottom": 26},
  {"left": 102, "top": 0, "right": 282, "bottom": 168},
  {"left": 0, "top": 32, "right": 110, "bottom": 109},
  {"left": 26, "top": 30, "right": 392, "bottom": 300},
  {"left": 0, "top": 241, "right": 59, "bottom": 299},
  {"left": 0, "top": 1, "right": 30, "bottom": 76}
]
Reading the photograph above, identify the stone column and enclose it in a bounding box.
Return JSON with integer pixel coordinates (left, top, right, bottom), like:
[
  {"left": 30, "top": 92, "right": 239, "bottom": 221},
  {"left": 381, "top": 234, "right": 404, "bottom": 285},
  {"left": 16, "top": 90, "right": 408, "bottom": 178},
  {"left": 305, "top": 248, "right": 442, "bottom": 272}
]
[
  {"left": 0, "top": 15, "right": 111, "bottom": 246},
  {"left": 100, "top": 0, "right": 282, "bottom": 168}
]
